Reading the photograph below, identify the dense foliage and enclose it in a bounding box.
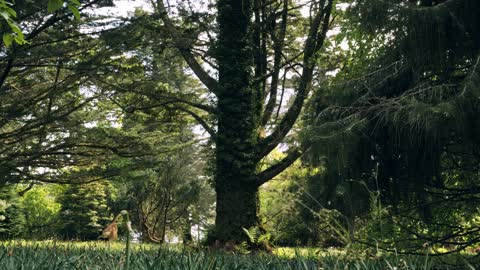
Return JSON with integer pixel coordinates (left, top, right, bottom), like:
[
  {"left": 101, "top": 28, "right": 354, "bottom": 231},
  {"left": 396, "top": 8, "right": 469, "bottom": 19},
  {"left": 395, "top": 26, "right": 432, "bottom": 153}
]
[
  {"left": 0, "top": 0, "right": 479, "bottom": 266},
  {"left": 301, "top": 0, "right": 480, "bottom": 253}
]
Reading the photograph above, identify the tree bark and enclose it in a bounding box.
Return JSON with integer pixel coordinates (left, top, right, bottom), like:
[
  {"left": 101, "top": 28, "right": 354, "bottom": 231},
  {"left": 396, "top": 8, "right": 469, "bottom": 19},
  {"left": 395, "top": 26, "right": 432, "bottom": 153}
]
[
  {"left": 213, "top": 0, "right": 260, "bottom": 244},
  {"left": 214, "top": 180, "right": 258, "bottom": 242}
]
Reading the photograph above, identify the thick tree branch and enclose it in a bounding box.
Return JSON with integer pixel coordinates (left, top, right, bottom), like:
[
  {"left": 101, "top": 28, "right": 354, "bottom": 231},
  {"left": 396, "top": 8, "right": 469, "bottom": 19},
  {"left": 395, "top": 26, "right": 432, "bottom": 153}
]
[
  {"left": 156, "top": 1, "right": 219, "bottom": 95},
  {"left": 256, "top": 147, "right": 303, "bottom": 186},
  {"left": 175, "top": 106, "right": 217, "bottom": 139},
  {"left": 261, "top": 0, "right": 289, "bottom": 126},
  {"left": 191, "top": 48, "right": 219, "bottom": 70},
  {"left": 256, "top": 0, "right": 333, "bottom": 160}
]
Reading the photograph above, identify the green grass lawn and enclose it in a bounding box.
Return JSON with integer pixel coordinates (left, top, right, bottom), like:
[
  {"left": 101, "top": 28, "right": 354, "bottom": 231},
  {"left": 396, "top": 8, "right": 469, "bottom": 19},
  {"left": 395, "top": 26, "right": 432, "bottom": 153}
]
[{"left": 0, "top": 241, "right": 477, "bottom": 270}]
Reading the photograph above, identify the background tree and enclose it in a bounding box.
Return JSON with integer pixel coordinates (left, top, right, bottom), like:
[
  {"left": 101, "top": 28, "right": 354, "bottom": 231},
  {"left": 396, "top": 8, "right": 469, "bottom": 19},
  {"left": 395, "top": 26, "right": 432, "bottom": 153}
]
[
  {"left": 304, "top": 0, "right": 480, "bottom": 253},
  {"left": 0, "top": 5, "right": 190, "bottom": 242},
  {"left": 121, "top": 150, "right": 205, "bottom": 243},
  {"left": 0, "top": 0, "right": 150, "bottom": 190},
  {"left": 57, "top": 182, "right": 112, "bottom": 240}
]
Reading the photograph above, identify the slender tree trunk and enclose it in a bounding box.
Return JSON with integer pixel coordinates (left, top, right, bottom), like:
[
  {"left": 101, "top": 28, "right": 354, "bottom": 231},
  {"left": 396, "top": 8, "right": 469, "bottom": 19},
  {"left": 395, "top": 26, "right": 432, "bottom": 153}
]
[
  {"left": 160, "top": 198, "right": 170, "bottom": 243},
  {"left": 213, "top": 0, "right": 260, "bottom": 244},
  {"left": 183, "top": 214, "right": 193, "bottom": 244}
]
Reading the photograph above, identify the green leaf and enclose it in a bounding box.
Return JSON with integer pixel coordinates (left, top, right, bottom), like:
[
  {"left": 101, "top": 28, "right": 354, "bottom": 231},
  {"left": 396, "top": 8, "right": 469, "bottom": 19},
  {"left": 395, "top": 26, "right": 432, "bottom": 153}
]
[
  {"left": 67, "top": 3, "right": 80, "bottom": 20},
  {"left": 13, "top": 34, "right": 25, "bottom": 44},
  {"left": 0, "top": 11, "right": 9, "bottom": 20},
  {"left": 47, "top": 0, "right": 64, "bottom": 13},
  {"left": 3, "top": 33, "right": 13, "bottom": 47},
  {"left": 7, "top": 20, "right": 22, "bottom": 35},
  {"left": 6, "top": 7, "right": 15, "bottom": 17},
  {"left": 69, "top": 0, "right": 80, "bottom": 5},
  {"left": 242, "top": 227, "right": 255, "bottom": 243}
]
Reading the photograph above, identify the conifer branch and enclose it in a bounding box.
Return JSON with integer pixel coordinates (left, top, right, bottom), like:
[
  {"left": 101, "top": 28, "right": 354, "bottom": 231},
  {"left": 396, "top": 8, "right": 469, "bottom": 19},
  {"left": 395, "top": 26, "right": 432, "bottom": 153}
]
[{"left": 156, "top": 1, "right": 219, "bottom": 95}]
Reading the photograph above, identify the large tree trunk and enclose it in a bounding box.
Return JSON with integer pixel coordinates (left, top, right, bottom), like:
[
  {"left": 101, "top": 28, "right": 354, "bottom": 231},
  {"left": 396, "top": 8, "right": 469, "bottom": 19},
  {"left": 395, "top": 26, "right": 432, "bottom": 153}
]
[
  {"left": 213, "top": 0, "right": 260, "bottom": 244},
  {"left": 214, "top": 178, "right": 258, "bottom": 242}
]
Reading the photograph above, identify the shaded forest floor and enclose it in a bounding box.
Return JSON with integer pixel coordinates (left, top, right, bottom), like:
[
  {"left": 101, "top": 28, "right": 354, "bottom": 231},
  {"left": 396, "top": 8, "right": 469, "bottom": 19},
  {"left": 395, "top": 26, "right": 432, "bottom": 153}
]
[{"left": 0, "top": 241, "right": 478, "bottom": 269}]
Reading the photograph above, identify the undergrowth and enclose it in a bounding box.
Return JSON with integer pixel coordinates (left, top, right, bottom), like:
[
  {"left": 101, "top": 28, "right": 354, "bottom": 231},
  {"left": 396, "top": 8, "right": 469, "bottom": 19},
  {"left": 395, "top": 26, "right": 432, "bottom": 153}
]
[{"left": 0, "top": 241, "right": 477, "bottom": 270}]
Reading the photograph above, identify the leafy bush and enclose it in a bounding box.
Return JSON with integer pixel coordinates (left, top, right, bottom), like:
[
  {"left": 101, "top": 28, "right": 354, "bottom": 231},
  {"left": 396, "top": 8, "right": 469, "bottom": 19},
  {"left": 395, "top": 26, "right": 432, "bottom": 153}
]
[
  {"left": 0, "top": 186, "right": 25, "bottom": 239},
  {"left": 20, "top": 185, "right": 62, "bottom": 239}
]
